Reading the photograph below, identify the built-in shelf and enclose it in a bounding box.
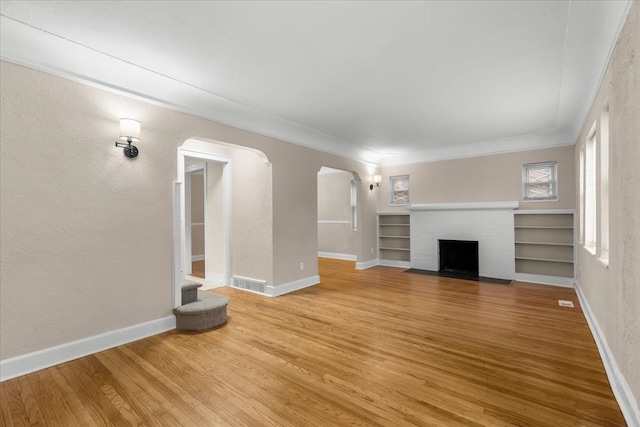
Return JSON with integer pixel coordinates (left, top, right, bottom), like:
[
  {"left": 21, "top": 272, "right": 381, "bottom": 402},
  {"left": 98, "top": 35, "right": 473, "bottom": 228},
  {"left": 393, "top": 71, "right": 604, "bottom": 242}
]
[
  {"left": 378, "top": 213, "right": 410, "bottom": 267},
  {"left": 515, "top": 256, "right": 574, "bottom": 264},
  {"left": 515, "top": 226, "right": 573, "bottom": 229},
  {"left": 515, "top": 241, "right": 573, "bottom": 246},
  {"left": 513, "top": 210, "right": 576, "bottom": 278}
]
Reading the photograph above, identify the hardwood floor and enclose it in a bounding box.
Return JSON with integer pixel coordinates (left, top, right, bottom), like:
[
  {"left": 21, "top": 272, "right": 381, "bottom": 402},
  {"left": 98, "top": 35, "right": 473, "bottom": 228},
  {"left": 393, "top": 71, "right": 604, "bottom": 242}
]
[
  {"left": 191, "top": 260, "right": 205, "bottom": 279},
  {"left": 0, "top": 259, "right": 625, "bottom": 426}
]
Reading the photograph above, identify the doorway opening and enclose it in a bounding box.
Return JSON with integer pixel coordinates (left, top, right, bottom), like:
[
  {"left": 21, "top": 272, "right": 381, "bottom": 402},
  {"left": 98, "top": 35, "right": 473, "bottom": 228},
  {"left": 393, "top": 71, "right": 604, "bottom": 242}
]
[{"left": 175, "top": 146, "right": 231, "bottom": 307}]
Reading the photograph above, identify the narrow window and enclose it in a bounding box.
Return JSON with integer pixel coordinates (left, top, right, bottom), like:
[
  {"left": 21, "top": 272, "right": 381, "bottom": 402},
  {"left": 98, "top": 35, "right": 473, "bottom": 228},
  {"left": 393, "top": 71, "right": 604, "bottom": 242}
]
[
  {"left": 600, "top": 105, "right": 609, "bottom": 261},
  {"left": 579, "top": 147, "right": 585, "bottom": 244},
  {"left": 522, "top": 162, "right": 558, "bottom": 201},
  {"left": 350, "top": 180, "right": 357, "bottom": 231},
  {"left": 585, "top": 130, "right": 597, "bottom": 253},
  {"left": 390, "top": 175, "right": 410, "bottom": 205}
]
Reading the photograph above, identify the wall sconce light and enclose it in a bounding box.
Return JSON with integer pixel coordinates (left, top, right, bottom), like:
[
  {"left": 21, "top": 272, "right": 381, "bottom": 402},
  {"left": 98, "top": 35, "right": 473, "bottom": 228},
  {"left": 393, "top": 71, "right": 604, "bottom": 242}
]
[
  {"left": 370, "top": 174, "right": 382, "bottom": 190},
  {"left": 115, "top": 118, "right": 141, "bottom": 158}
]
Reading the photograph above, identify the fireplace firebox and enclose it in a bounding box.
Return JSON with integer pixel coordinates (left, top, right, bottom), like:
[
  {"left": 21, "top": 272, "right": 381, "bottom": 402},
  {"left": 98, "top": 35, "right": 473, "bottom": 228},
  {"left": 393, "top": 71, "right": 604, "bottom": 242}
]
[{"left": 438, "top": 239, "right": 479, "bottom": 276}]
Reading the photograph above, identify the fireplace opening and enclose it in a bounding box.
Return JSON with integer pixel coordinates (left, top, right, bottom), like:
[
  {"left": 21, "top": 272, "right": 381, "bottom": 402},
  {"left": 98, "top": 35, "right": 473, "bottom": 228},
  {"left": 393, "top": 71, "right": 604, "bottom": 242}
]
[{"left": 439, "top": 239, "right": 479, "bottom": 277}]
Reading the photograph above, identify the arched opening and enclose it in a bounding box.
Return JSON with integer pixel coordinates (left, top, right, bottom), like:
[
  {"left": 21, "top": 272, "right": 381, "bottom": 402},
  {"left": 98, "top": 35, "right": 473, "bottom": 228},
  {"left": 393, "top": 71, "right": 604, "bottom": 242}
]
[{"left": 317, "top": 166, "right": 361, "bottom": 276}]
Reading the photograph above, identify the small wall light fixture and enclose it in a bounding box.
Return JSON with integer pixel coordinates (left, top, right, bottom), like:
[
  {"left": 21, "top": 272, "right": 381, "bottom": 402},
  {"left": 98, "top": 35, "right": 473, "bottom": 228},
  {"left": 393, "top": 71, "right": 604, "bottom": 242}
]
[
  {"left": 370, "top": 174, "right": 382, "bottom": 190},
  {"left": 115, "top": 118, "right": 141, "bottom": 158}
]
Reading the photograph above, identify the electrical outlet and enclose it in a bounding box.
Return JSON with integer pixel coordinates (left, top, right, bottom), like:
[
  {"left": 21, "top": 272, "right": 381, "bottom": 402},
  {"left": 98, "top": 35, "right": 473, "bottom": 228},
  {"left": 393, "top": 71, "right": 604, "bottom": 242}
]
[
  {"left": 371, "top": 247, "right": 374, "bottom": 254},
  {"left": 558, "top": 300, "right": 574, "bottom": 308},
  {"left": 299, "top": 262, "right": 304, "bottom": 271}
]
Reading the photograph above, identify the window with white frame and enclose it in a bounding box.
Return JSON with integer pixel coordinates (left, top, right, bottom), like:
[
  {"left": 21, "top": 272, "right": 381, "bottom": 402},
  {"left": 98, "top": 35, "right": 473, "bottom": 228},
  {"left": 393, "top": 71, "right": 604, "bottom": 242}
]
[
  {"left": 350, "top": 180, "right": 357, "bottom": 231},
  {"left": 600, "top": 105, "right": 609, "bottom": 261},
  {"left": 579, "top": 147, "right": 585, "bottom": 244},
  {"left": 584, "top": 130, "right": 597, "bottom": 252},
  {"left": 522, "top": 162, "right": 558, "bottom": 201},
  {"left": 390, "top": 175, "right": 409, "bottom": 205}
]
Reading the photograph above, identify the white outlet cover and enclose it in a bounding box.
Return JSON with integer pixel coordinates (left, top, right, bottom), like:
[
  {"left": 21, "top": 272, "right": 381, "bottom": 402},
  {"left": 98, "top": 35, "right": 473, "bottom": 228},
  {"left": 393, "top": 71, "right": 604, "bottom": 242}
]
[{"left": 558, "top": 300, "right": 574, "bottom": 308}]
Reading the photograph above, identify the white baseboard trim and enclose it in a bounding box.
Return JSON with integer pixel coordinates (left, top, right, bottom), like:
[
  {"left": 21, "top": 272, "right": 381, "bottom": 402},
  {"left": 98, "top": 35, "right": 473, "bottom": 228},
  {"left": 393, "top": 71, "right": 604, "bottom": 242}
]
[
  {"left": 355, "top": 259, "right": 378, "bottom": 270},
  {"left": 0, "top": 315, "right": 176, "bottom": 382},
  {"left": 513, "top": 273, "right": 575, "bottom": 288},
  {"left": 266, "top": 275, "right": 320, "bottom": 297},
  {"left": 576, "top": 282, "right": 640, "bottom": 427},
  {"left": 377, "top": 260, "right": 411, "bottom": 269},
  {"left": 318, "top": 252, "right": 357, "bottom": 261},
  {"left": 191, "top": 254, "right": 205, "bottom": 262}
]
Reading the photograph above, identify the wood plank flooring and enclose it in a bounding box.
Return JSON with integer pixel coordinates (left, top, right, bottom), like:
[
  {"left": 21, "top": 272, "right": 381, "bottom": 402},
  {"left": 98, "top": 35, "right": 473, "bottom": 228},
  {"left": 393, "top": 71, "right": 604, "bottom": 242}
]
[
  {"left": 191, "top": 260, "right": 205, "bottom": 279},
  {"left": 0, "top": 259, "right": 626, "bottom": 426}
]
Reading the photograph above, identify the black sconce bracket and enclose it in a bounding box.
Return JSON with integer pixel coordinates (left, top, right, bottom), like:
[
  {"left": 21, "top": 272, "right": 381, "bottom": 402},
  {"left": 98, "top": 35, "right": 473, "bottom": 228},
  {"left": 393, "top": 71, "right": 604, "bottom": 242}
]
[{"left": 115, "top": 139, "right": 139, "bottom": 158}]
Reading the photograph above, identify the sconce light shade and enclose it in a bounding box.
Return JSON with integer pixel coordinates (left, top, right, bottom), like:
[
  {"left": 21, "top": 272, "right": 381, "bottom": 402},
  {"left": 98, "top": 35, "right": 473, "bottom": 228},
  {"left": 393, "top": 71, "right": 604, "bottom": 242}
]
[
  {"left": 370, "top": 175, "right": 382, "bottom": 190},
  {"left": 119, "top": 118, "right": 140, "bottom": 142},
  {"left": 115, "top": 118, "right": 141, "bottom": 158}
]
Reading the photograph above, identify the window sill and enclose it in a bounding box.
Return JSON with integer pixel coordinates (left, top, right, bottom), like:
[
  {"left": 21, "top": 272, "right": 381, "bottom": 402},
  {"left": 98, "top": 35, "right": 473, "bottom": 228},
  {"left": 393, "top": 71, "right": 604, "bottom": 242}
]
[
  {"left": 584, "top": 245, "right": 596, "bottom": 256},
  {"left": 522, "top": 198, "right": 558, "bottom": 203}
]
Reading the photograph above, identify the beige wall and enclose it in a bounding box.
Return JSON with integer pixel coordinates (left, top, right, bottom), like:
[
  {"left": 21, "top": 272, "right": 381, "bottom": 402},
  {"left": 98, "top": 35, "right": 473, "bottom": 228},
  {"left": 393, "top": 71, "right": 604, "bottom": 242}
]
[
  {"left": 190, "top": 172, "right": 205, "bottom": 257},
  {"left": 575, "top": 2, "right": 640, "bottom": 410},
  {"left": 318, "top": 171, "right": 357, "bottom": 256},
  {"left": 378, "top": 146, "right": 575, "bottom": 212},
  {"left": 205, "top": 161, "right": 224, "bottom": 279},
  {"left": 318, "top": 171, "right": 352, "bottom": 221},
  {"left": 227, "top": 146, "right": 273, "bottom": 282},
  {"left": 0, "top": 60, "right": 378, "bottom": 360}
]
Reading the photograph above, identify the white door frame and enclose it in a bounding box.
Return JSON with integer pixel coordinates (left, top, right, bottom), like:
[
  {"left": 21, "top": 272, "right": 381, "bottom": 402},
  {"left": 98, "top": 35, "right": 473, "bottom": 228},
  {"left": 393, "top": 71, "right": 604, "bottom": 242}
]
[{"left": 175, "top": 147, "right": 232, "bottom": 308}]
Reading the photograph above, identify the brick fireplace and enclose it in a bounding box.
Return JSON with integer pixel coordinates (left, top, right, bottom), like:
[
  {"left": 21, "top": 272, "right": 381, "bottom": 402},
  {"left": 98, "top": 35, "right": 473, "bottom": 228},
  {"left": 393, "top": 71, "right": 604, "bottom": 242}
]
[{"left": 407, "top": 202, "right": 518, "bottom": 280}]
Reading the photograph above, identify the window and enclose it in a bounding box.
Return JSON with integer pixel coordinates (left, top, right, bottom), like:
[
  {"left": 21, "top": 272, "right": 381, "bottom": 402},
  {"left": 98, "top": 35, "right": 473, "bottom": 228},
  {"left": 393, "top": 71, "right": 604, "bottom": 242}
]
[
  {"left": 390, "top": 175, "right": 410, "bottom": 205},
  {"left": 522, "top": 162, "right": 558, "bottom": 201},
  {"left": 600, "top": 105, "right": 610, "bottom": 261},
  {"left": 584, "top": 131, "right": 597, "bottom": 252},
  {"left": 579, "top": 147, "right": 585, "bottom": 244},
  {"left": 350, "top": 180, "right": 357, "bottom": 231}
]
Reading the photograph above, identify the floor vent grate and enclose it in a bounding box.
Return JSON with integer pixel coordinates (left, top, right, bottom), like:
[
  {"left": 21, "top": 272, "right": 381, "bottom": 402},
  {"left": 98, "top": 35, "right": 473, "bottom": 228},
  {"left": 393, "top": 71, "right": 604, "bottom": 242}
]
[
  {"left": 558, "top": 300, "right": 575, "bottom": 308},
  {"left": 232, "top": 276, "right": 267, "bottom": 294}
]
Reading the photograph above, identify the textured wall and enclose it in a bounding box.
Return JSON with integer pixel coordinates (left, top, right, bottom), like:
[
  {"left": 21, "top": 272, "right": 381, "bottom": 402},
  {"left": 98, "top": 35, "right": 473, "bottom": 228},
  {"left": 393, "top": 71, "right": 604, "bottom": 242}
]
[
  {"left": 318, "top": 171, "right": 352, "bottom": 221},
  {"left": 0, "top": 60, "right": 378, "bottom": 359},
  {"left": 379, "top": 145, "right": 575, "bottom": 212},
  {"left": 575, "top": 2, "right": 640, "bottom": 411},
  {"left": 205, "top": 161, "right": 224, "bottom": 280}
]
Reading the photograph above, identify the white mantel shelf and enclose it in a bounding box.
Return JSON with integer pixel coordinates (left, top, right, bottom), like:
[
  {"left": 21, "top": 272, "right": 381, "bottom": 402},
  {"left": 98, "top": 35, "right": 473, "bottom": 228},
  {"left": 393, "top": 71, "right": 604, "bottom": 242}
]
[{"left": 406, "top": 201, "right": 519, "bottom": 211}]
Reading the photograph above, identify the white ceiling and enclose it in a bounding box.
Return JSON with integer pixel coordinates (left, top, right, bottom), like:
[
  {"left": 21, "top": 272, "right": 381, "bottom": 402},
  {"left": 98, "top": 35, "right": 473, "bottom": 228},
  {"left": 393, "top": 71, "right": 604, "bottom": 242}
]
[{"left": 0, "top": 1, "right": 632, "bottom": 165}]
